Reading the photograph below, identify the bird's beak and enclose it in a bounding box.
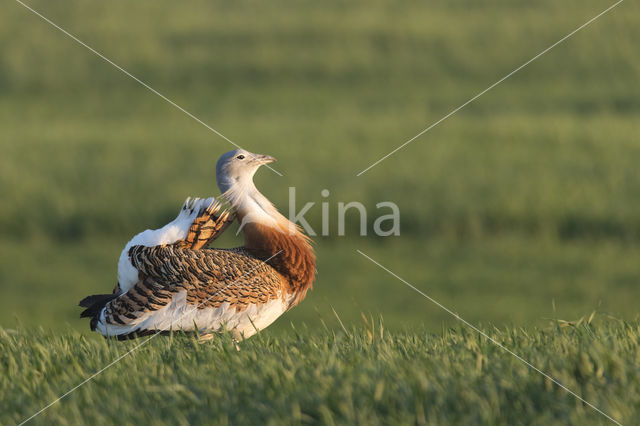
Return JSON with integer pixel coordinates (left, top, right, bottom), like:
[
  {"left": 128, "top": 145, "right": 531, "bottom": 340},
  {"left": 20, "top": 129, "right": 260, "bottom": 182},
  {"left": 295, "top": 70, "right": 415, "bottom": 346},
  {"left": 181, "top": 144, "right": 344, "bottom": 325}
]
[{"left": 256, "top": 154, "right": 276, "bottom": 164}]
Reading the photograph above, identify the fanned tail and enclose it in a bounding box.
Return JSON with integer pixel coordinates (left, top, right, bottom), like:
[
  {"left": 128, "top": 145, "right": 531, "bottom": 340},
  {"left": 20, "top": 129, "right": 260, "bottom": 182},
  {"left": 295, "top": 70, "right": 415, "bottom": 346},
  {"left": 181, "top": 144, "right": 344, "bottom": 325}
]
[
  {"left": 177, "top": 198, "right": 235, "bottom": 250},
  {"left": 80, "top": 196, "right": 236, "bottom": 334}
]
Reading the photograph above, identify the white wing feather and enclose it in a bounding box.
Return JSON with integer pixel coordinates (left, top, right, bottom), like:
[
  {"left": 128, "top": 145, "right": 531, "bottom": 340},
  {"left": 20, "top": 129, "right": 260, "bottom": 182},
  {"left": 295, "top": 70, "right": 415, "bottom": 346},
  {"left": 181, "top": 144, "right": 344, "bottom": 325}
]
[{"left": 116, "top": 197, "right": 215, "bottom": 293}]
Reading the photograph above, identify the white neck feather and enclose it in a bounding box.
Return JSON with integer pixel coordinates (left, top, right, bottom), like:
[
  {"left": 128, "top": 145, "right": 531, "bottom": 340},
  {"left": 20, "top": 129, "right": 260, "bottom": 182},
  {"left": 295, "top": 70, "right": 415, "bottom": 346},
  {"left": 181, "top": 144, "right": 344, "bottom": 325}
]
[{"left": 222, "top": 176, "right": 286, "bottom": 228}]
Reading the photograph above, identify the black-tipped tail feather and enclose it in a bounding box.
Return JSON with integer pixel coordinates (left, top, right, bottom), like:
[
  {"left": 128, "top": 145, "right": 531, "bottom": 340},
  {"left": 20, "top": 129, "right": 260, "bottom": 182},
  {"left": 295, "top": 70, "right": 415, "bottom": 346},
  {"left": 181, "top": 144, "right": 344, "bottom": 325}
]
[{"left": 79, "top": 293, "right": 119, "bottom": 331}]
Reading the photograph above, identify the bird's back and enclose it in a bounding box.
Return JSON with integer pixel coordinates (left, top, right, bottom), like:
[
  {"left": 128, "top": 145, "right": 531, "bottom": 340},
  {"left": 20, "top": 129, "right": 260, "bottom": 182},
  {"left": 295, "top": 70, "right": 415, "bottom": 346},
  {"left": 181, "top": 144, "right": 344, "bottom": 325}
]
[{"left": 83, "top": 246, "right": 291, "bottom": 339}]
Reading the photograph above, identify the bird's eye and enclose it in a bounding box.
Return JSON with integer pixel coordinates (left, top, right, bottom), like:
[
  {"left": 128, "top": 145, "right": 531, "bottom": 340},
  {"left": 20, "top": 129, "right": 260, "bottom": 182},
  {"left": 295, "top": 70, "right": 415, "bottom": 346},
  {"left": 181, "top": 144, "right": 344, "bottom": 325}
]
[{"left": 236, "top": 155, "right": 245, "bottom": 160}]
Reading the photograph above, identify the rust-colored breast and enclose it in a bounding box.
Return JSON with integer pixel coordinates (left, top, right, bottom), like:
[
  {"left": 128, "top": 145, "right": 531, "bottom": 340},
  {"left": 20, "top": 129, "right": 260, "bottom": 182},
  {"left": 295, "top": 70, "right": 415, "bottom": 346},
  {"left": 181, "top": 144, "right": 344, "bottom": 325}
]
[{"left": 242, "top": 222, "right": 316, "bottom": 307}]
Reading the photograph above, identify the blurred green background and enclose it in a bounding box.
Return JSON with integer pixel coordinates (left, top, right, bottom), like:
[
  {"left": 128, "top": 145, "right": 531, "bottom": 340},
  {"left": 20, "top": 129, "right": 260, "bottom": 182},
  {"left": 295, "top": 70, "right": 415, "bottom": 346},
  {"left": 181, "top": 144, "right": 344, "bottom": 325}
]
[{"left": 0, "top": 0, "right": 638, "bottom": 335}]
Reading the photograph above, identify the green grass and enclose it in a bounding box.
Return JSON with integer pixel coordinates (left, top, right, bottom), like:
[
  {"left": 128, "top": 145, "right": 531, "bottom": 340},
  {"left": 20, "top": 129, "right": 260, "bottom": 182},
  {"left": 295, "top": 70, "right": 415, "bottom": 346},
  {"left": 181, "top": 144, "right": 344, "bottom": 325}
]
[{"left": 2, "top": 317, "right": 638, "bottom": 424}]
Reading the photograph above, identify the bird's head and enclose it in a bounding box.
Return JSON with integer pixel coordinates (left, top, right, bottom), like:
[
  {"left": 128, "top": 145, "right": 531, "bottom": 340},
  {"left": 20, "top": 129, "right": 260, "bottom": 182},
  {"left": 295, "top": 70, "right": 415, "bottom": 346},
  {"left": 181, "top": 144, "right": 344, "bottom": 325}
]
[{"left": 216, "top": 149, "right": 276, "bottom": 194}]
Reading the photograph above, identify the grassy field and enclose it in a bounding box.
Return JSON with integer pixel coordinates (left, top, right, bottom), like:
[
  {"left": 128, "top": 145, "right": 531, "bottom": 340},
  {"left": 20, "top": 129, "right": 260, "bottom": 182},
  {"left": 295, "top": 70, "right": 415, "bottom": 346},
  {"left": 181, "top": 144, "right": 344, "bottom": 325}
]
[
  {"left": 1, "top": 0, "right": 639, "bottom": 423},
  {"left": 2, "top": 317, "right": 638, "bottom": 425},
  {"left": 1, "top": 0, "right": 638, "bottom": 332}
]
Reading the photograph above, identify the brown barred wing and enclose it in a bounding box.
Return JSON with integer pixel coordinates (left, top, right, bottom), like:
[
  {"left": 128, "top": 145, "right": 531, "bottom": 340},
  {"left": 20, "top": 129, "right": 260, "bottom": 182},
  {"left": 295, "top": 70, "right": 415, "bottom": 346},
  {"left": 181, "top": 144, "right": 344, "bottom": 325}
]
[{"left": 102, "top": 246, "right": 285, "bottom": 327}]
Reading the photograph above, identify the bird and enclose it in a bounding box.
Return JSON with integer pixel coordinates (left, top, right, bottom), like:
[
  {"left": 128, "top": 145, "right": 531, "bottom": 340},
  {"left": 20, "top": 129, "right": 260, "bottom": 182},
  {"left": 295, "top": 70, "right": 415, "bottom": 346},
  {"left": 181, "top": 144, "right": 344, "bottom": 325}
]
[{"left": 79, "top": 149, "right": 316, "bottom": 341}]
